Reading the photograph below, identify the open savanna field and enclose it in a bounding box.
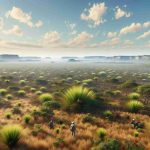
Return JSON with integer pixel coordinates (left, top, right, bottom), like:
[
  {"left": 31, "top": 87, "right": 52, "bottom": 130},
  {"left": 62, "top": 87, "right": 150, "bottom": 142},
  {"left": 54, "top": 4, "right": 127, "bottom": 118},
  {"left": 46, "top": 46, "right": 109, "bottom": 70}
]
[{"left": 0, "top": 62, "right": 150, "bottom": 150}]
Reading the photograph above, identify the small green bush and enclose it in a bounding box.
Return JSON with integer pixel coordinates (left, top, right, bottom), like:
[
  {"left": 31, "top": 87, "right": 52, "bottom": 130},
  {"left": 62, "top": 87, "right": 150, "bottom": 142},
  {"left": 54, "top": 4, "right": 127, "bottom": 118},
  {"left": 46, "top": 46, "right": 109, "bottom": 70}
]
[
  {"left": 40, "top": 86, "right": 47, "bottom": 92},
  {"left": 42, "top": 101, "right": 61, "bottom": 109},
  {"left": 5, "top": 112, "right": 12, "bottom": 119},
  {"left": 1, "top": 125, "right": 22, "bottom": 148},
  {"left": 19, "top": 80, "right": 26, "bottom": 85},
  {"left": 39, "top": 93, "right": 53, "bottom": 103},
  {"left": 127, "top": 101, "right": 144, "bottom": 113},
  {"left": 30, "top": 88, "right": 36, "bottom": 93},
  {"left": 103, "top": 110, "right": 113, "bottom": 118},
  {"left": 97, "top": 128, "right": 107, "bottom": 140},
  {"left": 113, "top": 90, "right": 122, "bottom": 96},
  {"left": 17, "top": 90, "right": 26, "bottom": 97},
  {"left": 82, "top": 113, "right": 94, "bottom": 123},
  {"left": 35, "top": 91, "right": 42, "bottom": 95},
  {"left": 53, "top": 137, "right": 65, "bottom": 147},
  {"left": 134, "top": 131, "right": 139, "bottom": 137},
  {"left": 12, "top": 106, "right": 21, "bottom": 114},
  {"left": 61, "top": 124, "right": 65, "bottom": 129},
  {"left": 128, "top": 93, "right": 140, "bottom": 100},
  {"left": 0, "top": 89, "right": 7, "bottom": 96},
  {"left": 6, "top": 94, "right": 13, "bottom": 100},
  {"left": 98, "top": 139, "right": 121, "bottom": 150},
  {"left": 24, "top": 114, "right": 31, "bottom": 124},
  {"left": 98, "top": 71, "right": 107, "bottom": 78},
  {"left": 54, "top": 128, "right": 60, "bottom": 134}
]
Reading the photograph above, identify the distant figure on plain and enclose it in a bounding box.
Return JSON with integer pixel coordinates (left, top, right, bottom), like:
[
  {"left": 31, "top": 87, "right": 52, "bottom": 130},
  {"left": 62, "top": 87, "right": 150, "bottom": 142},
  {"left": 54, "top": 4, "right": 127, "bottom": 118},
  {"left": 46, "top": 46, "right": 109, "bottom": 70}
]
[
  {"left": 70, "top": 121, "right": 76, "bottom": 136},
  {"left": 49, "top": 115, "right": 54, "bottom": 129},
  {"left": 131, "top": 119, "right": 144, "bottom": 129}
]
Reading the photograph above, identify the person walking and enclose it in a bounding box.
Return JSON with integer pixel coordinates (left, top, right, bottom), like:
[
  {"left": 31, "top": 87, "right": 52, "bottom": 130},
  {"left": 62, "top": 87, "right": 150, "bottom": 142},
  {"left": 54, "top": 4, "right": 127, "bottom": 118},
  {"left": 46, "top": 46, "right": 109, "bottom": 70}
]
[{"left": 70, "top": 121, "right": 76, "bottom": 136}]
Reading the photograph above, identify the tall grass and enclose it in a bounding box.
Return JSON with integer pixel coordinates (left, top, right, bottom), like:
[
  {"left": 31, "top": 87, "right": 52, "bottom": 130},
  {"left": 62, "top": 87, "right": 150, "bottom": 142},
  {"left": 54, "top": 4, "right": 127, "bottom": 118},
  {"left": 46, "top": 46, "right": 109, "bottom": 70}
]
[
  {"left": 39, "top": 93, "right": 53, "bottom": 103},
  {"left": 1, "top": 125, "right": 22, "bottom": 148},
  {"left": 63, "top": 86, "right": 96, "bottom": 111},
  {"left": 97, "top": 128, "right": 107, "bottom": 141},
  {"left": 128, "top": 92, "right": 140, "bottom": 100},
  {"left": 127, "top": 100, "right": 144, "bottom": 113}
]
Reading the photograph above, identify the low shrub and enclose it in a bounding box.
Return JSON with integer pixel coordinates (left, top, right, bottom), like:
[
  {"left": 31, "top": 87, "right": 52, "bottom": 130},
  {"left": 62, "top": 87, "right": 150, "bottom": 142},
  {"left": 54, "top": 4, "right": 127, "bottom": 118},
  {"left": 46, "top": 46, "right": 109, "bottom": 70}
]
[
  {"left": 97, "top": 139, "right": 121, "bottom": 150},
  {"left": 54, "top": 128, "right": 60, "bottom": 134},
  {"left": 6, "top": 94, "right": 13, "bottom": 100},
  {"left": 128, "top": 92, "right": 140, "bottom": 100},
  {"left": 1, "top": 125, "right": 22, "bottom": 148},
  {"left": 0, "top": 89, "right": 7, "bottom": 96},
  {"left": 30, "top": 88, "right": 36, "bottom": 93},
  {"left": 39, "top": 93, "right": 53, "bottom": 103},
  {"left": 103, "top": 110, "right": 113, "bottom": 119},
  {"left": 35, "top": 91, "right": 42, "bottom": 95},
  {"left": 12, "top": 106, "right": 21, "bottom": 114},
  {"left": 98, "top": 71, "right": 107, "bottom": 78},
  {"left": 42, "top": 101, "right": 61, "bottom": 109},
  {"left": 97, "top": 128, "right": 107, "bottom": 141},
  {"left": 17, "top": 90, "right": 26, "bottom": 97},
  {"left": 40, "top": 86, "right": 47, "bottom": 92},
  {"left": 63, "top": 86, "right": 97, "bottom": 112},
  {"left": 127, "top": 100, "right": 144, "bottom": 113},
  {"left": 61, "top": 124, "right": 65, "bottom": 129},
  {"left": 19, "top": 80, "right": 26, "bottom": 85},
  {"left": 53, "top": 137, "right": 65, "bottom": 147},
  {"left": 24, "top": 114, "right": 32, "bottom": 124},
  {"left": 82, "top": 113, "right": 94, "bottom": 123},
  {"left": 134, "top": 131, "right": 139, "bottom": 137},
  {"left": 5, "top": 112, "right": 12, "bottom": 119}
]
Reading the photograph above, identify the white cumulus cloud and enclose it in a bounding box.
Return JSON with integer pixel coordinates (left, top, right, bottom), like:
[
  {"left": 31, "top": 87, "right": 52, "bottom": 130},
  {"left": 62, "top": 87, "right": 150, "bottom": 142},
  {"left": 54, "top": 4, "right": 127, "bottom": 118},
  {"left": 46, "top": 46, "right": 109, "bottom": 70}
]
[
  {"left": 68, "top": 32, "right": 93, "bottom": 47},
  {"left": 115, "top": 7, "right": 131, "bottom": 20},
  {"left": 3, "top": 25, "right": 23, "bottom": 36},
  {"left": 137, "top": 30, "right": 150, "bottom": 40},
  {"left": 107, "top": 32, "right": 117, "bottom": 38},
  {"left": 143, "top": 21, "right": 150, "bottom": 28},
  {"left": 43, "top": 31, "right": 61, "bottom": 44},
  {"left": 120, "top": 23, "right": 142, "bottom": 35},
  {"left": 6, "top": 7, "right": 43, "bottom": 28},
  {"left": 81, "top": 2, "right": 107, "bottom": 27},
  {"left": 100, "top": 37, "right": 120, "bottom": 47}
]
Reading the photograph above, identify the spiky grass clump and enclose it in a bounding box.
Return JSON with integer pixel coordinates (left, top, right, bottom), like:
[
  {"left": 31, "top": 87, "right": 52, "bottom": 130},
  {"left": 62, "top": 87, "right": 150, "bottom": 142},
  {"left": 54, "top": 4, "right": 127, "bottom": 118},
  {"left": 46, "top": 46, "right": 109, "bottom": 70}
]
[
  {"left": 127, "top": 100, "right": 144, "bottom": 113},
  {"left": 17, "top": 90, "right": 26, "bottom": 97},
  {"left": 30, "top": 88, "right": 36, "bottom": 93},
  {"left": 63, "top": 86, "right": 96, "bottom": 112},
  {"left": 24, "top": 114, "right": 32, "bottom": 124},
  {"left": 1, "top": 125, "right": 22, "bottom": 148},
  {"left": 5, "top": 112, "right": 12, "bottom": 119},
  {"left": 97, "top": 128, "right": 107, "bottom": 141},
  {"left": 128, "top": 92, "right": 140, "bottom": 100},
  {"left": 6, "top": 94, "right": 13, "bottom": 100},
  {"left": 19, "top": 80, "right": 26, "bottom": 85},
  {"left": 103, "top": 110, "right": 113, "bottom": 118},
  {"left": 39, "top": 93, "right": 53, "bottom": 103},
  {"left": 0, "top": 89, "right": 7, "bottom": 96}
]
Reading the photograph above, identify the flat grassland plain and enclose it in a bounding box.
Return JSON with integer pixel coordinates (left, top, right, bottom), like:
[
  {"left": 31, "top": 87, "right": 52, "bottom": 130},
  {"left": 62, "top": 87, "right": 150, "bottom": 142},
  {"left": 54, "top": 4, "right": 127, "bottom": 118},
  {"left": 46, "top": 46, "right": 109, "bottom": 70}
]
[{"left": 0, "top": 62, "right": 150, "bottom": 150}]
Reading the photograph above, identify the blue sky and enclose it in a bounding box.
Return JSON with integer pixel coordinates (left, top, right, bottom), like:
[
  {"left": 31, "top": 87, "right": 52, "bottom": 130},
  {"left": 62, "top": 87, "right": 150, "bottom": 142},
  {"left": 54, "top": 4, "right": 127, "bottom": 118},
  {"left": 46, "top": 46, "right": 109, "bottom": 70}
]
[{"left": 0, "top": 0, "right": 150, "bottom": 57}]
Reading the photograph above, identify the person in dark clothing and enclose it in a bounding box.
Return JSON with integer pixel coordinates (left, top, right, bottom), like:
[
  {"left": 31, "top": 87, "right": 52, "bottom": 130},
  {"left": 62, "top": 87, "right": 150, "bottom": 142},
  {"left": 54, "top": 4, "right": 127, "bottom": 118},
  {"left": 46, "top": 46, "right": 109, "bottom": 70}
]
[
  {"left": 70, "top": 122, "right": 76, "bottom": 136},
  {"left": 49, "top": 115, "right": 54, "bottom": 129},
  {"left": 131, "top": 119, "right": 144, "bottom": 129}
]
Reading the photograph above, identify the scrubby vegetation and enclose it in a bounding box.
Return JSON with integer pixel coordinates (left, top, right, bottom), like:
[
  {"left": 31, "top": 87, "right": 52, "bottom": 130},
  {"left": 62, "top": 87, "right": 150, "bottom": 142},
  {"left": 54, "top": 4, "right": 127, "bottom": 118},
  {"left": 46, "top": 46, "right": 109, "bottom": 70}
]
[
  {"left": 1, "top": 125, "right": 22, "bottom": 148},
  {"left": 63, "top": 86, "right": 97, "bottom": 112},
  {"left": 0, "top": 63, "right": 150, "bottom": 150},
  {"left": 127, "top": 100, "right": 144, "bottom": 113}
]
